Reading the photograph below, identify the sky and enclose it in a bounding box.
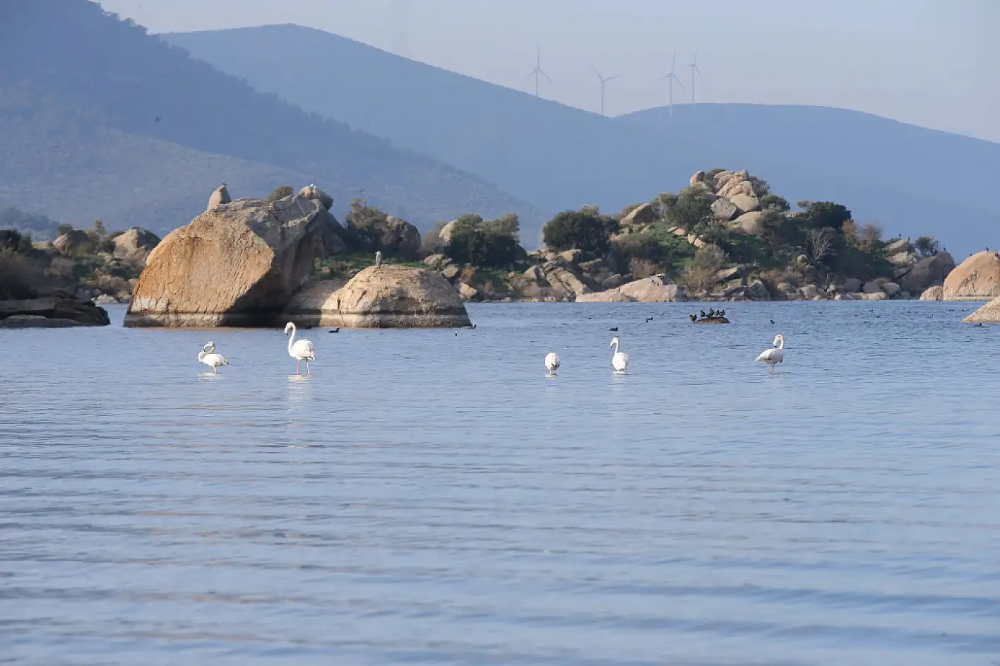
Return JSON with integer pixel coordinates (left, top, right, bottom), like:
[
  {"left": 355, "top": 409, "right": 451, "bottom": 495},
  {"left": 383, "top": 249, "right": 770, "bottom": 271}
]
[{"left": 98, "top": 0, "right": 1000, "bottom": 143}]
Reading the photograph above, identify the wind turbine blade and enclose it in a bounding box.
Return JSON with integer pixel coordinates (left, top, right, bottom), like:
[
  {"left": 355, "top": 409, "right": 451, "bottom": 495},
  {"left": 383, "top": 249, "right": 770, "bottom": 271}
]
[
  {"left": 694, "top": 63, "right": 702, "bottom": 76},
  {"left": 693, "top": 47, "right": 699, "bottom": 64},
  {"left": 674, "top": 75, "right": 685, "bottom": 90},
  {"left": 540, "top": 70, "right": 554, "bottom": 84},
  {"left": 607, "top": 74, "right": 621, "bottom": 82},
  {"left": 671, "top": 49, "right": 676, "bottom": 71},
  {"left": 591, "top": 64, "right": 603, "bottom": 81}
]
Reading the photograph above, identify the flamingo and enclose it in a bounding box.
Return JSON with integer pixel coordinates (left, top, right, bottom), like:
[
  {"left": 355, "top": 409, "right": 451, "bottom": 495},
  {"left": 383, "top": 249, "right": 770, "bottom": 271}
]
[
  {"left": 756, "top": 334, "right": 785, "bottom": 373},
  {"left": 375, "top": 250, "right": 383, "bottom": 267},
  {"left": 544, "top": 352, "right": 560, "bottom": 376},
  {"left": 610, "top": 337, "right": 629, "bottom": 373},
  {"left": 198, "top": 341, "right": 229, "bottom": 374},
  {"left": 284, "top": 322, "right": 316, "bottom": 375}
]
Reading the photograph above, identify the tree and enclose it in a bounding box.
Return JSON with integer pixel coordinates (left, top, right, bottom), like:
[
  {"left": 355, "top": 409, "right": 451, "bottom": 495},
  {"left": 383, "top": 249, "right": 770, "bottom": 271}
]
[
  {"left": 268, "top": 185, "right": 294, "bottom": 201},
  {"left": 798, "top": 201, "right": 852, "bottom": 230},
  {"left": 759, "top": 194, "right": 790, "bottom": 212},
  {"left": 445, "top": 214, "right": 524, "bottom": 268},
  {"left": 857, "top": 222, "right": 883, "bottom": 250},
  {"left": 542, "top": 209, "right": 610, "bottom": 256},
  {"left": 656, "top": 187, "right": 713, "bottom": 231},
  {"left": 806, "top": 227, "right": 837, "bottom": 263},
  {"left": 56, "top": 223, "right": 74, "bottom": 237},
  {"left": 914, "top": 235, "right": 941, "bottom": 258}
]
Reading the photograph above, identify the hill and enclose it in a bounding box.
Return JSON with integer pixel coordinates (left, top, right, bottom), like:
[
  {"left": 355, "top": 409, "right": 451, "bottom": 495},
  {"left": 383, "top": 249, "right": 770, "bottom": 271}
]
[
  {"left": 165, "top": 24, "right": 1000, "bottom": 258},
  {"left": 0, "top": 2, "right": 542, "bottom": 238}
]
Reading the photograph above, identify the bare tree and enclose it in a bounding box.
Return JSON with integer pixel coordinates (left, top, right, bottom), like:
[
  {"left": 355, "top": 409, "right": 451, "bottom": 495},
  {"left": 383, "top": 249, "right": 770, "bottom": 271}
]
[
  {"left": 806, "top": 227, "right": 836, "bottom": 263},
  {"left": 858, "top": 223, "right": 883, "bottom": 250}
]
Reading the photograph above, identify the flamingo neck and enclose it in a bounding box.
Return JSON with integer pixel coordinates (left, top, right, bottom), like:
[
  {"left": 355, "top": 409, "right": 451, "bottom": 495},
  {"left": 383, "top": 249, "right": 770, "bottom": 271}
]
[
  {"left": 777, "top": 336, "right": 785, "bottom": 350},
  {"left": 611, "top": 340, "right": 619, "bottom": 354},
  {"left": 287, "top": 324, "right": 296, "bottom": 354},
  {"left": 198, "top": 351, "right": 207, "bottom": 362}
]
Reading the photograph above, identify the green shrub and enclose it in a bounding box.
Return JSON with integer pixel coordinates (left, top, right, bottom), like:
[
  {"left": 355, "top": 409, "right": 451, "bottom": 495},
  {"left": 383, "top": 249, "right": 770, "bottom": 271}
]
[
  {"left": 656, "top": 187, "right": 714, "bottom": 231},
  {"left": 445, "top": 214, "right": 524, "bottom": 268},
  {"left": 268, "top": 185, "right": 294, "bottom": 201},
  {"left": 542, "top": 209, "right": 610, "bottom": 256}
]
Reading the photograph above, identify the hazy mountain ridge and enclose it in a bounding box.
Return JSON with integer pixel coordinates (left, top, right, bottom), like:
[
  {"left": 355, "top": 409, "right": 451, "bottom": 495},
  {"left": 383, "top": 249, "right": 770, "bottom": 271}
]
[
  {"left": 0, "top": 1, "right": 543, "bottom": 237},
  {"left": 166, "top": 24, "right": 1000, "bottom": 257}
]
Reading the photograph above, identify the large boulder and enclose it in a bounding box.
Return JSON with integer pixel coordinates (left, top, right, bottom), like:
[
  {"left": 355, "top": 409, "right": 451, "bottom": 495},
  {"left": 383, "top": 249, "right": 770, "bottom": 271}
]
[
  {"left": 576, "top": 290, "right": 636, "bottom": 303},
  {"left": 711, "top": 198, "right": 739, "bottom": 221},
  {"left": 942, "top": 251, "right": 1000, "bottom": 301},
  {"left": 885, "top": 239, "right": 911, "bottom": 256},
  {"left": 298, "top": 184, "right": 334, "bottom": 210},
  {"left": 285, "top": 265, "right": 471, "bottom": 328},
  {"left": 900, "top": 252, "right": 955, "bottom": 295},
  {"left": 125, "top": 196, "right": 328, "bottom": 327},
  {"left": 355, "top": 215, "right": 421, "bottom": 258},
  {"left": 965, "top": 295, "right": 1000, "bottom": 323},
  {"left": 621, "top": 203, "right": 658, "bottom": 230},
  {"left": 617, "top": 275, "right": 686, "bottom": 302},
  {"left": 53, "top": 230, "right": 92, "bottom": 256},
  {"left": 207, "top": 182, "right": 231, "bottom": 211},
  {"left": 732, "top": 211, "right": 764, "bottom": 235},
  {"left": 842, "top": 278, "right": 863, "bottom": 293},
  {"left": 920, "top": 286, "right": 944, "bottom": 301},
  {"left": 112, "top": 227, "right": 160, "bottom": 265},
  {"left": 689, "top": 171, "right": 705, "bottom": 187},
  {"left": 0, "top": 296, "right": 110, "bottom": 327},
  {"left": 730, "top": 192, "right": 761, "bottom": 214},
  {"left": 438, "top": 219, "right": 459, "bottom": 244}
]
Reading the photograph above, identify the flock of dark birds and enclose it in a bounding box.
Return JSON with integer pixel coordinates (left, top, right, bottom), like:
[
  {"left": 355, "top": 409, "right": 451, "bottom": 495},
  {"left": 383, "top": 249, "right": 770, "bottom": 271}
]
[{"left": 689, "top": 309, "right": 727, "bottom": 322}]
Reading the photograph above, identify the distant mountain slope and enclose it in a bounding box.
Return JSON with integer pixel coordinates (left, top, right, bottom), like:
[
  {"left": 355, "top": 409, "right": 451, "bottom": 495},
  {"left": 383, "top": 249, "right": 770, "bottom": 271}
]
[
  {"left": 166, "top": 24, "right": 999, "bottom": 257},
  {"left": 0, "top": 2, "right": 542, "bottom": 238}
]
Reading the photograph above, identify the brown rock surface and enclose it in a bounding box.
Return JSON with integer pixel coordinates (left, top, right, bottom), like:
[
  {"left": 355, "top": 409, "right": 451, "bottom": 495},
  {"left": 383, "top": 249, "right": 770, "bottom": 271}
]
[
  {"left": 125, "top": 196, "right": 327, "bottom": 327},
  {"left": 112, "top": 228, "right": 160, "bottom": 265},
  {"left": 900, "top": 252, "right": 954, "bottom": 295},
  {"left": 285, "top": 265, "right": 471, "bottom": 328},
  {"left": 0, "top": 297, "right": 110, "bottom": 327},
  {"left": 943, "top": 251, "right": 1000, "bottom": 301}
]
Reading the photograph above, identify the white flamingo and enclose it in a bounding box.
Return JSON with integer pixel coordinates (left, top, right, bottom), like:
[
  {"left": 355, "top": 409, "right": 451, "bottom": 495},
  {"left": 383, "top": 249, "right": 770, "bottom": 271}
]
[
  {"left": 198, "top": 341, "right": 229, "bottom": 374},
  {"left": 610, "top": 337, "right": 629, "bottom": 373},
  {"left": 284, "top": 322, "right": 316, "bottom": 375},
  {"left": 375, "top": 250, "right": 383, "bottom": 267},
  {"left": 756, "top": 334, "right": 785, "bottom": 373},
  {"left": 544, "top": 352, "right": 560, "bottom": 376}
]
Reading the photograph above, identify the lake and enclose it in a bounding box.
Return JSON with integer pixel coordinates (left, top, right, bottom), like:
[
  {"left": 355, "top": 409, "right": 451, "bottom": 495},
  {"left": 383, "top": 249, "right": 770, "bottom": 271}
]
[{"left": 1, "top": 301, "right": 998, "bottom": 665}]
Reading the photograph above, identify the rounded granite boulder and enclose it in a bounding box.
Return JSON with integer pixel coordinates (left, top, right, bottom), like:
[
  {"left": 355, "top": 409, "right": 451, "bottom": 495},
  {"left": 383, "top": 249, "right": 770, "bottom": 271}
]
[{"left": 285, "top": 265, "right": 471, "bottom": 328}]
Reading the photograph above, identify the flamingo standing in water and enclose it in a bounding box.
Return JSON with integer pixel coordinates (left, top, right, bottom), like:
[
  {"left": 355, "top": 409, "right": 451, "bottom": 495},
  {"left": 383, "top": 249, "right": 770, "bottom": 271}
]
[
  {"left": 544, "top": 352, "right": 560, "bottom": 376},
  {"left": 284, "top": 322, "right": 316, "bottom": 375},
  {"left": 756, "top": 334, "right": 785, "bottom": 373},
  {"left": 198, "top": 341, "right": 229, "bottom": 374},
  {"left": 609, "top": 337, "right": 629, "bottom": 373}
]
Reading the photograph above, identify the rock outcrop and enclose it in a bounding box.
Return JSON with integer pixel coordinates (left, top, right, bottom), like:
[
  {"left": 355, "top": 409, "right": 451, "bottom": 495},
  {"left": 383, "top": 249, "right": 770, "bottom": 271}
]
[
  {"left": 620, "top": 203, "right": 658, "bottom": 231},
  {"left": 352, "top": 215, "right": 421, "bottom": 259},
  {"left": 899, "top": 252, "right": 954, "bottom": 295},
  {"left": 207, "top": 182, "right": 232, "bottom": 211},
  {"left": 576, "top": 290, "right": 636, "bottom": 303},
  {"left": 53, "top": 230, "right": 92, "bottom": 256},
  {"left": 112, "top": 228, "right": 160, "bottom": 265},
  {"left": 920, "top": 286, "right": 944, "bottom": 301},
  {"left": 0, "top": 296, "right": 110, "bottom": 327},
  {"left": 285, "top": 265, "right": 471, "bottom": 328},
  {"left": 942, "top": 251, "right": 1000, "bottom": 301},
  {"left": 298, "top": 184, "right": 334, "bottom": 210},
  {"left": 964, "top": 296, "right": 1000, "bottom": 323},
  {"left": 125, "top": 195, "right": 328, "bottom": 327},
  {"left": 617, "top": 275, "right": 686, "bottom": 302}
]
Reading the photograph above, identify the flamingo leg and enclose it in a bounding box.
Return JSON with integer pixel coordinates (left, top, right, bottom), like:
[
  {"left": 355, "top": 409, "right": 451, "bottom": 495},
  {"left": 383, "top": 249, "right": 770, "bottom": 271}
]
[
  {"left": 296, "top": 359, "right": 301, "bottom": 375},
  {"left": 213, "top": 366, "right": 218, "bottom": 374},
  {"left": 770, "top": 365, "right": 774, "bottom": 373},
  {"left": 306, "top": 361, "right": 311, "bottom": 375}
]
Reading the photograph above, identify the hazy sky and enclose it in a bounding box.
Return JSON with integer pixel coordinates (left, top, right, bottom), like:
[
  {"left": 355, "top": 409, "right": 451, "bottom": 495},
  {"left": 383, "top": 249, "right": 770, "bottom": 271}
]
[{"left": 99, "top": 0, "right": 999, "bottom": 143}]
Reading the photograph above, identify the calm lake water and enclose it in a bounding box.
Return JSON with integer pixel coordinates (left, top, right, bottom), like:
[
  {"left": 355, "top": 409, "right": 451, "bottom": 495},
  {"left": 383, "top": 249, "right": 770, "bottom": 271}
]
[{"left": 2, "top": 302, "right": 999, "bottom": 666}]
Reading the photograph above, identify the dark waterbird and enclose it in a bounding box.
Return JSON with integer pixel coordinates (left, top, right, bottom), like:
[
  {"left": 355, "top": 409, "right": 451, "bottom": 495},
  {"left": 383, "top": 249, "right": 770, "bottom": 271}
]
[
  {"left": 689, "top": 314, "right": 697, "bottom": 322},
  {"left": 609, "top": 327, "right": 618, "bottom": 332},
  {"left": 328, "top": 328, "right": 340, "bottom": 333}
]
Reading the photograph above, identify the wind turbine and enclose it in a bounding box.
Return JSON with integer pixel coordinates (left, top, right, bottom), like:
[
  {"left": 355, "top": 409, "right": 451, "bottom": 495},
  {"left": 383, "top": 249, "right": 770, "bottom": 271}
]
[
  {"left": 658, "top": 49, "right": 685, "bottom": 116},
  {"left": 526, "top": 46, "right": 553, "bottom": 98},
  {"left": 687, "top": 48, "right": 702, "bottom": 104},
  {"left": 592, "top": 65, "right": 621, "bottom": 117}
]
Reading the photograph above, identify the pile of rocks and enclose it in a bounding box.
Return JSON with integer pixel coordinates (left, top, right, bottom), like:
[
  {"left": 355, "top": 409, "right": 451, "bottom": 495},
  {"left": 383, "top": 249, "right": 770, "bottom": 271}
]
[{"left": 0, "top": 291, "right": 110, "bottom": 328}]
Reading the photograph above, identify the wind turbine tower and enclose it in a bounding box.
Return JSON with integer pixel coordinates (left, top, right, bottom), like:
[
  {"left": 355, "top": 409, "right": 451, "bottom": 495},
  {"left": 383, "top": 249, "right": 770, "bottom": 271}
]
[
  {"left": 592, "top": 66, "right": 621, "bottom": 117},
  {"left": 687, "top": 48, "right": 702, "bottom": 104},
  {"left": 526, "top": 47, "right": 553, "bottom": 98},
  {"left": 658, "top": 49, "right": 685, "bottom": 116}
]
